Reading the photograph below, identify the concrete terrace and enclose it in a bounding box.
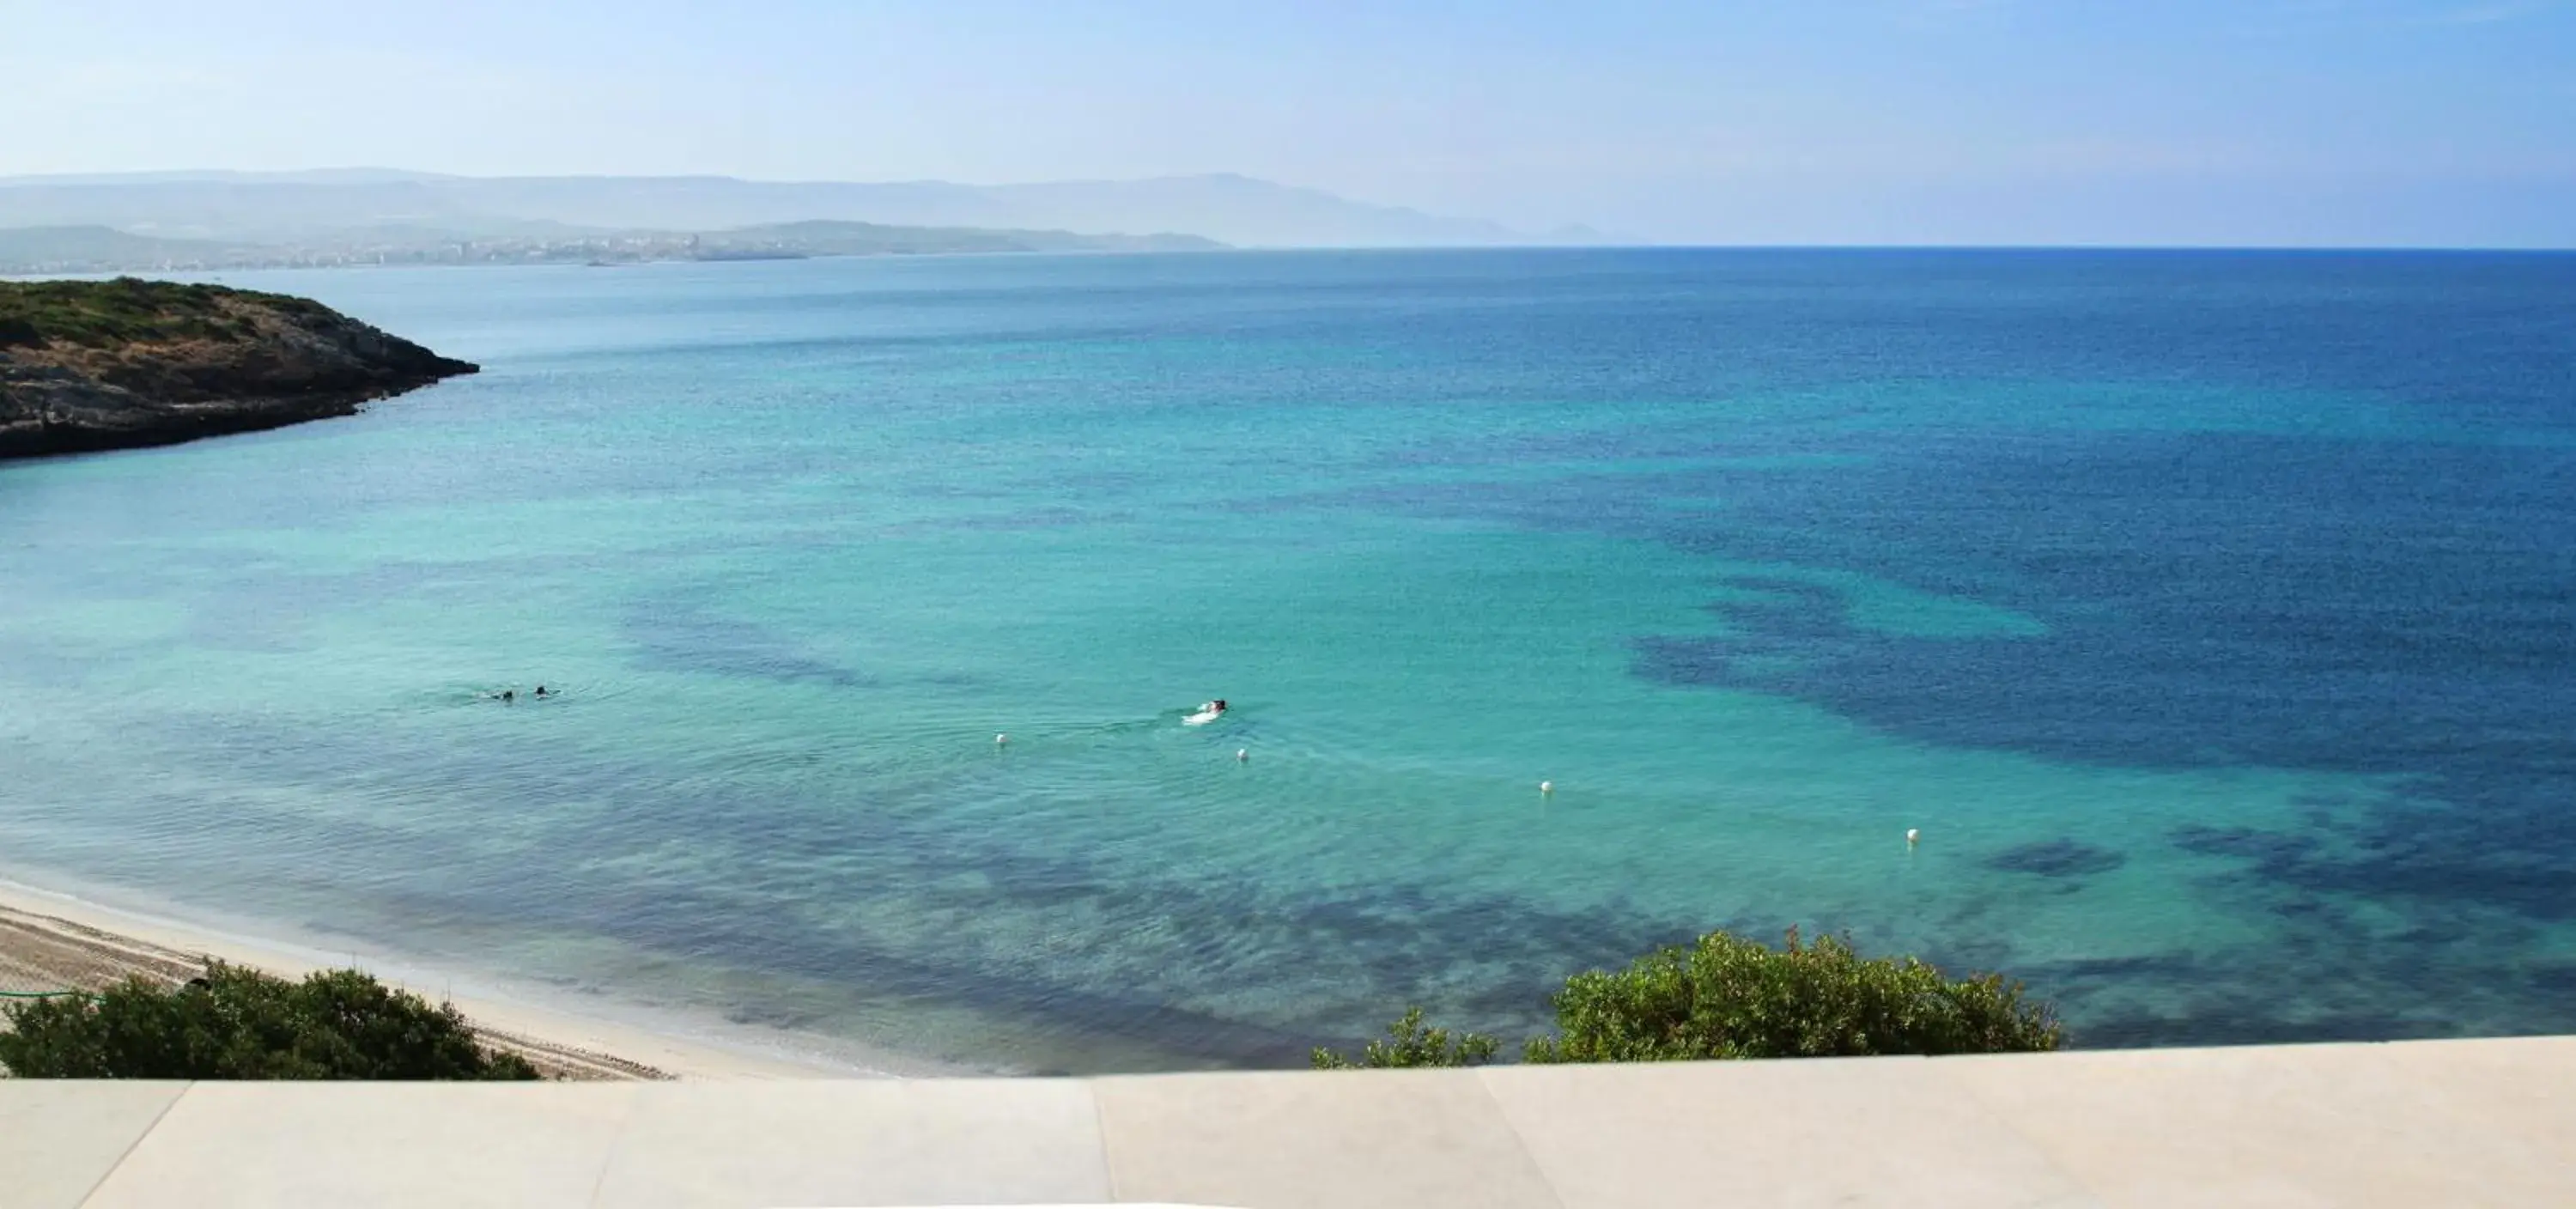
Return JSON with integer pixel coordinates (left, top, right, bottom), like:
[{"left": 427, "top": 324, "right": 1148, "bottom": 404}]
[{"left": 5, "top": 1036, "right": 2573, "bottom": 1208}]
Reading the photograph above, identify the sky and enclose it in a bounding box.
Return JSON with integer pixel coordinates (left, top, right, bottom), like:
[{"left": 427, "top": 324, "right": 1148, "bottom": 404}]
[{"left": 3, "top": 0, "right": 2573, "bottom": 246}]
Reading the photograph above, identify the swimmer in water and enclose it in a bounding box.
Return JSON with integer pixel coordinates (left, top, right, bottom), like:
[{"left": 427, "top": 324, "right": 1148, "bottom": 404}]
[
  {"left": 533, "top": 685, "right": 550, "bottom": 697},
  {"left": 499, "top": 690, "right": 515, "bottom": 702}
]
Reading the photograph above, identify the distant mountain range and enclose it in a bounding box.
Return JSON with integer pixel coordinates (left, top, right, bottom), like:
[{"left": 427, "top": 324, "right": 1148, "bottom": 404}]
[
  {"left": 0, "top": 170, "right": 1589, "bottom": 254},
  {"left": 0, "top": 219, "right": 1218, "bottom": 274}
]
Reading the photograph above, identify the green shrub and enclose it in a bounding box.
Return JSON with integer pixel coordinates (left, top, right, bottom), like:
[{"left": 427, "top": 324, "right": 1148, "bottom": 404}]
[
  {"left": 1316, "top": 927, "right": 2062, "bottom": 1069},
  {"left": 1524, "top": 927, "right": 2062, "bottom": 1062},
  {"left": 1311, "top": 1007, "right": 1501, "bottom": 1069},
  {"left": 0, "top": 962, "right": 539, "bottom": 1080}
]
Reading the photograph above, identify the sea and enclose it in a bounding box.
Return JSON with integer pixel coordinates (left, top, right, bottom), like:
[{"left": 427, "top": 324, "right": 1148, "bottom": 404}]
[{"left": 2, "top": 248, "right": 2572, "bottom": 1072}]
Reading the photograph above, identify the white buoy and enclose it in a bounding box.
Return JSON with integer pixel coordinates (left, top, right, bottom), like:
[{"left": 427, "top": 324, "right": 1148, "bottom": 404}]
[
  {"left": 995, "top": 733, "right": 1010, "bottom": 746},
  {"left": 1906, "top": 828, "right": 1920, "bottom": 846},
  {"left": 1236, "top": 749, "right": 1249, "bottom": 762},
  {"left": 1540, "top": 781, "right": 1554, "bottom": 795}
]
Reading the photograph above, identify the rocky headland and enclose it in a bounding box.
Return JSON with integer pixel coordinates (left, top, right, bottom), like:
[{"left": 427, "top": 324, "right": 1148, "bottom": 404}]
[{"left": 0, "top": 276, "right": 476, "bottom": 459}]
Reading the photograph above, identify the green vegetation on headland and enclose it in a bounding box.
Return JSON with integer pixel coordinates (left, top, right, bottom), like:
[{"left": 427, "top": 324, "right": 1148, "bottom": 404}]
[
  {"left": 1313, "top": 927, "right": 2063, "bottom": 1068},
  {"left": 0, "top": 276, "right": 325, "bottom": 349},
  {"left": 1, "top": 276, "right": 476, "bottom": 459},
  {"left": 0, "top": 963, "right": 538, "bottom": 1080}
]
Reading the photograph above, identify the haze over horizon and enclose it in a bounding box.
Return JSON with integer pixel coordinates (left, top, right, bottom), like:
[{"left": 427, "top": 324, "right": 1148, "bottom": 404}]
[{"left": 6, "top": 0, "right": 2575, "bottom": 247}]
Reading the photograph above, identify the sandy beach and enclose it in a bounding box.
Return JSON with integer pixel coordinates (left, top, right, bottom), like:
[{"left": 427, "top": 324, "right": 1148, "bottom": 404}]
[{"left": 0, "top": 878, "right": 870, "bottom": 1080}]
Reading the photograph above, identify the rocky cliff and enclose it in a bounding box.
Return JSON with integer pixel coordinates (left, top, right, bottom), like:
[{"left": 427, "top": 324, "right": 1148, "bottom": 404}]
[{"left": 0, "top": 277, "right": 476, "bottom": 459}]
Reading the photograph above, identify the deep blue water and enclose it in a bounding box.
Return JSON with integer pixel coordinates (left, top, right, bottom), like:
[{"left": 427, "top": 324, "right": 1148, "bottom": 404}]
[{"left": 2, "top": 249, "right": 2572, "bottom": 1070}]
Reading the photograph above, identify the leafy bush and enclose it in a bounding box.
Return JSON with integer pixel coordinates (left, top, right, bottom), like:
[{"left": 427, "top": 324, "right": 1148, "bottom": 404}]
[
  {"left": 0, "top": 962, "right": 539, "bottom": 1080},
  {"left": 1311, "top": 1007, "right": 1501, "bottom": 1069},
  {"left": 1315, "top": 927, "right": 2061, "bottom": 1069},
  {"left": 1525, "top": 927, "right": 2062, "bottom": 1061}
]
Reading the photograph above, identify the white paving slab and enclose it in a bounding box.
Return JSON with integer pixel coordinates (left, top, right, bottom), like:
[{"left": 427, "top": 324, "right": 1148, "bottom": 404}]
[
  {"left": 0, "top": 1080, "right": 185, "bottom": 1209},
  {"left": 1092, "top": 1068, "right": 1561, "bottom": 1209},
  {"left": 79, "top": 1081, "right": 641, "bottom": 1209},
  {"left": 15, "top": 1037, "right": 2576, "bottom": 1208},
  {"left": 1943, "top": 1042, "right": 2576, "bottom": 1208},
  {"left": 1481, "top": 1058, "right": 2097, "bottom": 1209},
  {"left": 2362, "top": 1034, "right": 2576, "bottom": 1156},
  {"left": 592, "top": 1078, "right": 1112, "bottom": 1208}
]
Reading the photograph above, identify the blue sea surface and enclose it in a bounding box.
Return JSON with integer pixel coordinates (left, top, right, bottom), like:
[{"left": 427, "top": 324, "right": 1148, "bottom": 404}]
[{"left": 3, "top": 249, "right": 2572, "bottom": 1070}]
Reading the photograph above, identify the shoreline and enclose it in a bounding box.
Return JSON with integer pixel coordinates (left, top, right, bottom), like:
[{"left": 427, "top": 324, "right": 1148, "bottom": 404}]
[{"left": 0, "top": 871, "right": 963, "bottom": 1080}]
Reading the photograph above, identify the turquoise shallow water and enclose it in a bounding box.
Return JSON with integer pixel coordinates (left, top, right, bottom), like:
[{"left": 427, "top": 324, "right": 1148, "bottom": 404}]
[{"left": 3, "top": 250, "right": 2573, "bottom": 1070}]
